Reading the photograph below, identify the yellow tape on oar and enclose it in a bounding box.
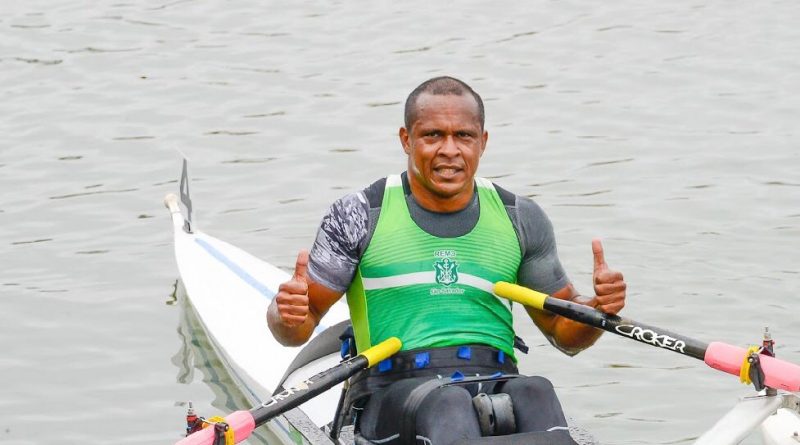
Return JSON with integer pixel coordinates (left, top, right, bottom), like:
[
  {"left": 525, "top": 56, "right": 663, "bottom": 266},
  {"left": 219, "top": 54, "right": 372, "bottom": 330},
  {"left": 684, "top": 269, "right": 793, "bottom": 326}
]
[
  {"left": 361, "top": 337, "right": 402, "bottom": 367},
  {"left": 203, "top": 416, "right": 234, "bottom": 445},
  {"left": 494, "top": 282, "right": 548, "bottom": 310},
  {"left": 739, "top": 346, "right": 762, "bottom": 385}
]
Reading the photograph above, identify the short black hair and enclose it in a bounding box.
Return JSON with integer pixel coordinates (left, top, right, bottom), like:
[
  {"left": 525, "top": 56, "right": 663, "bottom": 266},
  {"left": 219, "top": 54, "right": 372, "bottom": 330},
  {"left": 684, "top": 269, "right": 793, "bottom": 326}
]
[{"left": 404, "top": 76, "right": 485, "bottom": 130}]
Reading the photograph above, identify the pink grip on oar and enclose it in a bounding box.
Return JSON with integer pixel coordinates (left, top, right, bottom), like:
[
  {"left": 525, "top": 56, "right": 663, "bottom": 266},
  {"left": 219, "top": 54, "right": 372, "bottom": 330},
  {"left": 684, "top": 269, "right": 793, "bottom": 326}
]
[
  {"left": 704, "top": 342, "right": 800, "bottom": 392},
  {"left": 175, "top": 410, "right": 256, "bottom": 445}
]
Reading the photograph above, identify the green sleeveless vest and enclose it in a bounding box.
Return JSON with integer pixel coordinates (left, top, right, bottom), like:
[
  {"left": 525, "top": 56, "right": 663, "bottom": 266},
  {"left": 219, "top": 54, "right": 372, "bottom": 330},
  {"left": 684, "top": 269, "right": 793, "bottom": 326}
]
[{"left": 346, "top": 175, "right": 522, "bottom": 359}]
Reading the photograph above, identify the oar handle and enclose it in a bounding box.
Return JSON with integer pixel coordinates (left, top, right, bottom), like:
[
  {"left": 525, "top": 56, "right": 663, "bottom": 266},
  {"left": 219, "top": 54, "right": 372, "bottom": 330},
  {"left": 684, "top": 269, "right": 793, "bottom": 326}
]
[
  {"left": 362, "top": 336, "right": 403, "bottom": 367},
  {"left": 176, "top": 337, "right": 402, "bottom": 445},
  {"left": 494, "top": 281, "right": 548, "bottom": 310}
]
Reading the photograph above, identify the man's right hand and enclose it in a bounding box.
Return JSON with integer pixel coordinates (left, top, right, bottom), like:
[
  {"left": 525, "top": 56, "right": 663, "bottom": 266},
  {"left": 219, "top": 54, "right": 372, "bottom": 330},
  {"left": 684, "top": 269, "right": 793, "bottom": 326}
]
[
  {"left": 268, "top": 249, "right": 343, "bottom": 346},
  {"left": 274, "top": 249, "right": 311, "bottom": 327}
]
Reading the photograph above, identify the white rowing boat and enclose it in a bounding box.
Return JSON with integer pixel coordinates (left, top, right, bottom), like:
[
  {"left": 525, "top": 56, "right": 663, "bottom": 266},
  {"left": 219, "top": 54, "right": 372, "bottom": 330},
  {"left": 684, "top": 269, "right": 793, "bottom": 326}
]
[
  {"left": 165, "top": 160, "right": 800, "bottom": 445},
  {"left": 165, "top": 160, "right": 352, "bottom": 444}
]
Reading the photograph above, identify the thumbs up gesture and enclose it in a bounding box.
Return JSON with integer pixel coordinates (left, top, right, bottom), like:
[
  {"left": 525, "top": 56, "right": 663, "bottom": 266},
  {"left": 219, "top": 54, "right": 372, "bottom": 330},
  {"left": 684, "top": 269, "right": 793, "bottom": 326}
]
[
  {"left": 591, "top": 239, "right": 626, "bottom": 315},
  {"left": 275, "top": 250, "right": 311, "bottom": 327}
]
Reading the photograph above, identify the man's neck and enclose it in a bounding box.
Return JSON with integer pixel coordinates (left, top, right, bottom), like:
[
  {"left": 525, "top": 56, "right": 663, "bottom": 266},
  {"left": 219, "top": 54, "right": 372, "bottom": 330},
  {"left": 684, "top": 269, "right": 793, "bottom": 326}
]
[{"left": 400, "top": 172, "right": 481, "bottom": 238}]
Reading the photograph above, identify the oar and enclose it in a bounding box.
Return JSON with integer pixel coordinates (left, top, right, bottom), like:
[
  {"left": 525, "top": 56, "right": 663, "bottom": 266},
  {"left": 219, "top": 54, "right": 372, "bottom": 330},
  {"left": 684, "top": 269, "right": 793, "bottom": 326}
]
[
  {"left": 176, "top": 337, "right": 402, "bottom": 445},
  {"left": 494, "top": 282, "right": 800, "bottom": 392}
]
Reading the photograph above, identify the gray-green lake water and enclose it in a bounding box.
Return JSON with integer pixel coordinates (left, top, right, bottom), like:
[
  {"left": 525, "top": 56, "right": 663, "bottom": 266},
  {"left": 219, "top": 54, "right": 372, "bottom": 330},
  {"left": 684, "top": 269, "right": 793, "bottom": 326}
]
[{"left": 2, "top": 1, "right": 798, "bottom": 443}]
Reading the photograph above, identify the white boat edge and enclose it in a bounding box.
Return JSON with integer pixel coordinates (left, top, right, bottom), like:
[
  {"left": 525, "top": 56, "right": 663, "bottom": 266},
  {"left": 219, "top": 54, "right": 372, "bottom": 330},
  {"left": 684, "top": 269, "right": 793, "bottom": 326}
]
[{"left": 165, "top": 188, "right": 349, "bottom": 444}]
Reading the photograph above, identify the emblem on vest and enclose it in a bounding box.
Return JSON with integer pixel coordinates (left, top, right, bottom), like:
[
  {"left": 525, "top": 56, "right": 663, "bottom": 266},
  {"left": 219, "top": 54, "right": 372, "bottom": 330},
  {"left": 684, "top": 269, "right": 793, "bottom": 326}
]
[
  {"left": 432, "top": 250, "right": 464, "bottom": 295},
  {"left": 435, "top": 257, "right": 459, "bottom": 286}
]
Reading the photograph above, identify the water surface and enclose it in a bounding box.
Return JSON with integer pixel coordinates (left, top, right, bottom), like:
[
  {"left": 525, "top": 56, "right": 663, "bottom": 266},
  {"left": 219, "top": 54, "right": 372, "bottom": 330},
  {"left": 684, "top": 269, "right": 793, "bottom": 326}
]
[{"left": 1, "top": 1, "right": 798, "bottom": 444}]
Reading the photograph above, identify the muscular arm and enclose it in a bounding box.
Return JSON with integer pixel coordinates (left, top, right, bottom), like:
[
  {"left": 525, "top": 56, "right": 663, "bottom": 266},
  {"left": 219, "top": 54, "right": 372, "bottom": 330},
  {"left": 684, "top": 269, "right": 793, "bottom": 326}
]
[
  {"left": 267, "top": 191, "right": 370, "bottom": 346},
  {"left": 525, "top": 284, "right": 602, "bottom": 354},
  {"left": 508, "top": 193, "right": 626, "bottom": 355},
  {"left": 524, "top": 239, "right": 626, "bottom": 355}
]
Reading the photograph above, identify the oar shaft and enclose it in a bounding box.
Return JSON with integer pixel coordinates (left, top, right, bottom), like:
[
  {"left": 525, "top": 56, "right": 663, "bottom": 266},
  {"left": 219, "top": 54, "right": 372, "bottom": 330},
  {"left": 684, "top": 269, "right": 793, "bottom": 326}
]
[
  {"left": 249, "top": 336, "right": 401, "bottom": 425},
  {"left": 705, "top": 342, "right": 800, "bottom": 391},
  {"left": 494, "top": 282, "right": 800, "bottom": 392},
  {"left": 543, "top": 296, "right": 709, "bottom": 361},
  {"left": 494, "top": 281, "right": 708, "bottom": 361},
  {"left": 176, "top": 337, "right": 401, "bottom": 445},
  {"left": 250, "top": 354, "right": 369, "bottom": 424}
]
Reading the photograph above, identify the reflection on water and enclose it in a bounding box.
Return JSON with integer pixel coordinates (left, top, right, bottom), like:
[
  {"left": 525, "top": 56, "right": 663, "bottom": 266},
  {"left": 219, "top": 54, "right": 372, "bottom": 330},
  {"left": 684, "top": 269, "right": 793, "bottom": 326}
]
[{"left": 173, "top": 280, "right": 274, "bottom": 444}]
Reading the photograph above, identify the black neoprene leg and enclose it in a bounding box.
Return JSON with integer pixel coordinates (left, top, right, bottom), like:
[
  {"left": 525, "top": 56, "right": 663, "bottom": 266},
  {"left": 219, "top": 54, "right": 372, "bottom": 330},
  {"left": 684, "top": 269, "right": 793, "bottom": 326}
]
[
  {"left": 498, "top": 376, "right": 569, "bottom": 432},
  {"left": 358, "top": 377, "right": 430, "bottom": 441},
  {"left": 358, "top": 378, "right": 482, "bottom": 445},
  {"left": 415, "top": 385, "right": 482, "bottom": 445}
]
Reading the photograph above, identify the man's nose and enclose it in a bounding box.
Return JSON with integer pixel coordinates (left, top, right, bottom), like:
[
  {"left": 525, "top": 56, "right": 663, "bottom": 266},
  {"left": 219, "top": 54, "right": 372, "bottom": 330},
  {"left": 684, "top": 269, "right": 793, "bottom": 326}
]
[{"left": 439, "top": 134, "right": 460, "bottom": 156}]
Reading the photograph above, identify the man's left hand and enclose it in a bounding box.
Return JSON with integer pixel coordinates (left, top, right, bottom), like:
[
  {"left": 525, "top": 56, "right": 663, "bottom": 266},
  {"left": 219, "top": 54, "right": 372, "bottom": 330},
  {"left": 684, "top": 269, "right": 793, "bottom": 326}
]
[{"left": 591, "top": 238, "right": 626, "bottom": 315}]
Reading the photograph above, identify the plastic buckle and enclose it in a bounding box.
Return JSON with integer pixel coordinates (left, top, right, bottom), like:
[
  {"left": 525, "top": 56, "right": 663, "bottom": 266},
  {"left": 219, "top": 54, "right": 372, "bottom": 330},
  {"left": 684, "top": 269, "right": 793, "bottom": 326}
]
[
  {"left": 414, "top": 352, "right": 430, "bottom": 369},
  {"left": 747, "top": 352, "right": 766, "bottom": 391},
  {"left": 457, "top": 346, "right": 472, "bottom": 360},
  {"left": 212, "top": 422, "right": 229, "bottom": 445},
  {"left": 378, "top": 358, "right": 393, "bottom": 373},
  {"left": 497, "top": 350, "right": 505, "bottom": 364}
]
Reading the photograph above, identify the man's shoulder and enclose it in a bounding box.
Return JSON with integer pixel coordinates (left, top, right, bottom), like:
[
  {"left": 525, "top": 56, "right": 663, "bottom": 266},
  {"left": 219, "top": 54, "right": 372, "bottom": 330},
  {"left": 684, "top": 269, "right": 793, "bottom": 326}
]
[
  {"left": 360, "top": 177, "right": 387, "bottom": 209},
  {"left": 486, "top": 181, "right": 551, "bottom": 239},
  {"left": 486, "top": 181, "right": 544, "bottom": 212},
  {"left": 487, "top": 181, "right": 518, "bottom": 207},
  {"left": 326, "top": 177, "right": 386, "bottom": 213}
]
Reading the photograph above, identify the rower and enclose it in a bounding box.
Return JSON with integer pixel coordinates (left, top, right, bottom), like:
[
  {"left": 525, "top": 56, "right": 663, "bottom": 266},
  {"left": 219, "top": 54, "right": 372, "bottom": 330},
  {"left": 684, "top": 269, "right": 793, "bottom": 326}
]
[{"left": 267, "top": 76, "right": 627, "bottom": 444}]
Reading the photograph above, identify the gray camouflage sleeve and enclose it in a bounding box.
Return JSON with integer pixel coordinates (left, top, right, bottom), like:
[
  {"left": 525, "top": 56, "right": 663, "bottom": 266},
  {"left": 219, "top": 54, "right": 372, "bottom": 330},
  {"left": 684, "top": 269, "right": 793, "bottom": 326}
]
[
  {"left": 514, "top": 197, "right": 571, "bottom": 295},
  {"left": 307, "top": 192, "right": 369, "bottom": 293}
]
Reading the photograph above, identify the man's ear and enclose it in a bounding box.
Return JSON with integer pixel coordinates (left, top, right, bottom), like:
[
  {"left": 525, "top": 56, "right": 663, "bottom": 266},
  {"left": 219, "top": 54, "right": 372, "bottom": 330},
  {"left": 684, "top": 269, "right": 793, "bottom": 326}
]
[
  {"left": 399, "top": 127, "right": 411, "bottom": 155},
  {"left": 480, "top": 130, "right": 488, "bottom": 156}
]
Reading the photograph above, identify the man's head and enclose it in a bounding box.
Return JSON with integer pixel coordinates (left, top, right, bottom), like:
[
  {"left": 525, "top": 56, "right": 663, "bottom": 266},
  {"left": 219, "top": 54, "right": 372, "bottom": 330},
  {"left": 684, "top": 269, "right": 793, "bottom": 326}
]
[
  {"left": 404, "top": 76, "right": 485, "bottom": 131},
  {"left": 399, "top": 77, "right": 488, "bottom": 212}
]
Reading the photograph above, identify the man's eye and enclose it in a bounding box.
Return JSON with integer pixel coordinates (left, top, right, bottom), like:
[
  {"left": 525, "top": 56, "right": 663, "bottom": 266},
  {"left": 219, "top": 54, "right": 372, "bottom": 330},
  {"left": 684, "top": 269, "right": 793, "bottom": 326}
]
[
  {"left": 457, "top": 132, "right": 473, "bottom": 138},
  {"left": 425, "top": 131, "right": 441, "bottom": 137}
]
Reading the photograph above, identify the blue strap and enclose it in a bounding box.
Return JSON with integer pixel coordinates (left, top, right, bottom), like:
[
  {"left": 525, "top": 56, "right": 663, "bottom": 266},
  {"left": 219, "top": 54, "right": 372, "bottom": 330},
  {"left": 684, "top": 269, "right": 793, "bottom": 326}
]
[
  {"left": 415, "top": 352, "right": 430, "bottom": 369},
  {"left": 378, "top": 358, "right": 393, "bottom": 373},
  {"left": 490, "top": 371, "right": 503, "bottom": 379},
  {"left": 451, "top": 371, "right": 465, "bottom": 382},
  {"left": 457, "top": 346, "right": 472, "bottom": 360},
  {"left": 497, "top": 350, "right": 505, "bottom": 364},
  {"left": 340, "top": 340, "right": 350, "bottom": 359}
]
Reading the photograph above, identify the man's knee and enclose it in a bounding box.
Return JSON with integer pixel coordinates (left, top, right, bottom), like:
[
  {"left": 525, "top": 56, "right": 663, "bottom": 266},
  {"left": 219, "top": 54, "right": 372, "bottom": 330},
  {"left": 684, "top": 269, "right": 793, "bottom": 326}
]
[
  {"left": 500, "top": 376, "right": 568, "bottom": 433},
  {"left": 502, "top": 375, "right": 556, "bottom": 398},
  {"left": 417, "top": 386, "right": 482, "bottom": 443}
]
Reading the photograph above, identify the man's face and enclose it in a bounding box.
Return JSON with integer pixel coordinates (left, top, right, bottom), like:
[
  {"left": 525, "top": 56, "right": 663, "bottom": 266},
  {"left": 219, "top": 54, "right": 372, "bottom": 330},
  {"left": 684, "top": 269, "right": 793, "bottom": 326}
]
[{"left": 399, "top": 93, "right": 488, "bottom": 210}]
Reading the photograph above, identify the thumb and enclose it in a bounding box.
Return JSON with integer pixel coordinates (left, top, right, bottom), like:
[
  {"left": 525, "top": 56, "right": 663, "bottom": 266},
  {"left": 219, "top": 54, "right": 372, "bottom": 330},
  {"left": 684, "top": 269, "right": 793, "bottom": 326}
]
[
  {"left": 592, "top": 238, "right": 607, "bottom": 271},
  {"left": 293, "top": 249, "right": 310, "bottom": 282}
]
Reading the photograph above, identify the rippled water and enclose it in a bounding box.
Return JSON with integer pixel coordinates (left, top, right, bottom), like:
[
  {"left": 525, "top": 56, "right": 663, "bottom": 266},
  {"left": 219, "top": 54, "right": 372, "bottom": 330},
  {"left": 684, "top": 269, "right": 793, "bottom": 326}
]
[{"left": 2, "top": 1, "right": 798, "bottom": 444}]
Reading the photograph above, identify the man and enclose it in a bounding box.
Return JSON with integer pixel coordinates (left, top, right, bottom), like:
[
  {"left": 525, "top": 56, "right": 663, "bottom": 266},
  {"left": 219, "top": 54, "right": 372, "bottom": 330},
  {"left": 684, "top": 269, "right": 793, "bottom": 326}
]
[{"left": 268, "top": 76, "right": 626, "bottom": 444}]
